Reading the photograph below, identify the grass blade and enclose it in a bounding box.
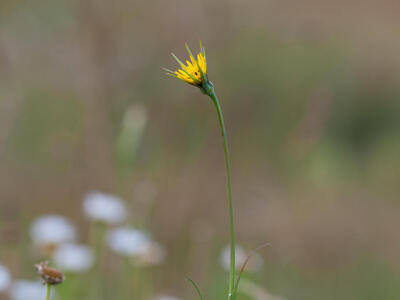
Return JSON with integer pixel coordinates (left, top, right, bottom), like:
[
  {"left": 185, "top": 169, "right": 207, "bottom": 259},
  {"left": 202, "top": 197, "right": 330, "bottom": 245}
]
[
  {"left": 232, "top": 242, "right": 271, "bottom": 299},
  {"left": 186, "top": 278, "right": 204, "bottom": 300}
]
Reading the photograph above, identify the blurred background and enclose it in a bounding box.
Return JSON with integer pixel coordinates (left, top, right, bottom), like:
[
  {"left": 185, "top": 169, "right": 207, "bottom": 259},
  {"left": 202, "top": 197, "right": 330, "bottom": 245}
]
[{"left": 1, "top": 0, "right": 400, "bottom": 299}]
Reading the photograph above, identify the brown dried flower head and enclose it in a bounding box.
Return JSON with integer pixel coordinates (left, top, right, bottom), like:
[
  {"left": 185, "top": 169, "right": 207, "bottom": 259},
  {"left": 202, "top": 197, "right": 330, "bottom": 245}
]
[{"left": 35, "top": 261, "right": 65, "bottom": 285}]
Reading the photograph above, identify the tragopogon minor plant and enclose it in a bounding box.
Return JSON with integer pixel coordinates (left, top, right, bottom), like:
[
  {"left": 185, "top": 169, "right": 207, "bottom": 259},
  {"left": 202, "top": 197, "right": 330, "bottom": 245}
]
[{"left": 165, "top": 43, "right": 239, "bottom": 300}]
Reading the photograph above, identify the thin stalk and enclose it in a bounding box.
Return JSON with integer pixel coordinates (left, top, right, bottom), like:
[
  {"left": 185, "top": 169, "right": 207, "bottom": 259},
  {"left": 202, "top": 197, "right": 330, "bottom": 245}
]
[
  {"left": 88, "top": 221, "right": 107, "bottom": 300},
  {"left": 45, "top": 283, "right": 51, "bottom": 300},
  {"left": 208, "top": 90, "right": 236, "bottom": 299}
]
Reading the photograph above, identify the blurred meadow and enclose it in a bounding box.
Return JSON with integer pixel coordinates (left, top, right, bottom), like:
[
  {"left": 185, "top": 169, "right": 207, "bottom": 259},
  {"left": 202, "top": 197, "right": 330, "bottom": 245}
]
[{"left": 1, "top": 0, "right": 400, "bottom": 299}]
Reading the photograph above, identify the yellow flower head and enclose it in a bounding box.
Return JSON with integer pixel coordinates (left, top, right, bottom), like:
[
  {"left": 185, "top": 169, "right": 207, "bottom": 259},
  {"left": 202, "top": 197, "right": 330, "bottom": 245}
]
[{"left": 165, "top": 42, "right": 208, "bottom": 87}]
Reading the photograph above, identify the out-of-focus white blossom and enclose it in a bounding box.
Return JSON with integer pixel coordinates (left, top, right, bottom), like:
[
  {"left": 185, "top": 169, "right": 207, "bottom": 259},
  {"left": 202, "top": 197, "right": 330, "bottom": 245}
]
[
  {"left": 30, "top": 215, "right": 76, "bottom": 246},
  {"left": 220, "top": 244, "right": 246, "bottom": 270},
  {"left": 220, "top": 244, "right": 263, "bottom": 272},
  {"left": 133, "top": 241, "right": 167, "bottom": 266},
  {"left": 107, "top": 227, "right": 152, "bottom": 257},
  {"left": 10, "top": 280, "right": 46, "bottom": 300},
  {"left": 153, "top": 296, "right": 181, "bottom": 300},
  {"left": 0, "top": 264, "right": 11, "bottom": 292},
  {"left": 83, "top": 192, "right": 126, "bottom": 224},
  {"left": 53, "top": 243, "right": 95, "bottom": 272}
]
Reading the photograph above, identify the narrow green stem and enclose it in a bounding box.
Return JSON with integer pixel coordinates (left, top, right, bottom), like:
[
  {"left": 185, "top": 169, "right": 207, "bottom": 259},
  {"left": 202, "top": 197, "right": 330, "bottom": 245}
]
[
  {"left": 208, "top": 90, "right": 236, "bottom": 299},
  {"left": 45, "top": 283, "right": 51, "bottom": 300}
]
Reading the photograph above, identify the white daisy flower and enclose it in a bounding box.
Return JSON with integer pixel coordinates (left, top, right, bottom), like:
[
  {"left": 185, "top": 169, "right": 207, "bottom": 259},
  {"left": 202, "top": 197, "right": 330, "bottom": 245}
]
[
  {"left": 107, "top": 227, "right": 152, "bottom": 257},
  {"left": 30, "top": 215, "right": 76, "bottom": 246},
  {"left": 10, "top": 280, "right": 46, "bottom": 300},
  {"left": 220, "top": 244, "right": 263, "bottom": 272},
  {"left": 83, "top": 192, "right": 126, "bottom": 224},
  {"left": 53, "top": 243, "right": 95, "bottom": 272},
  {"left": 0, "top": 264, "right": 11, "bottom": 292}
]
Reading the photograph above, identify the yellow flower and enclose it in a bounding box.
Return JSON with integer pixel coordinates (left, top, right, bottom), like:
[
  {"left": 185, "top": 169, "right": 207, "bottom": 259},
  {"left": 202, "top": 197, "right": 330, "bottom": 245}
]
[{"left": 165, "top": 43, "right": 208, "bottom": 87}]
